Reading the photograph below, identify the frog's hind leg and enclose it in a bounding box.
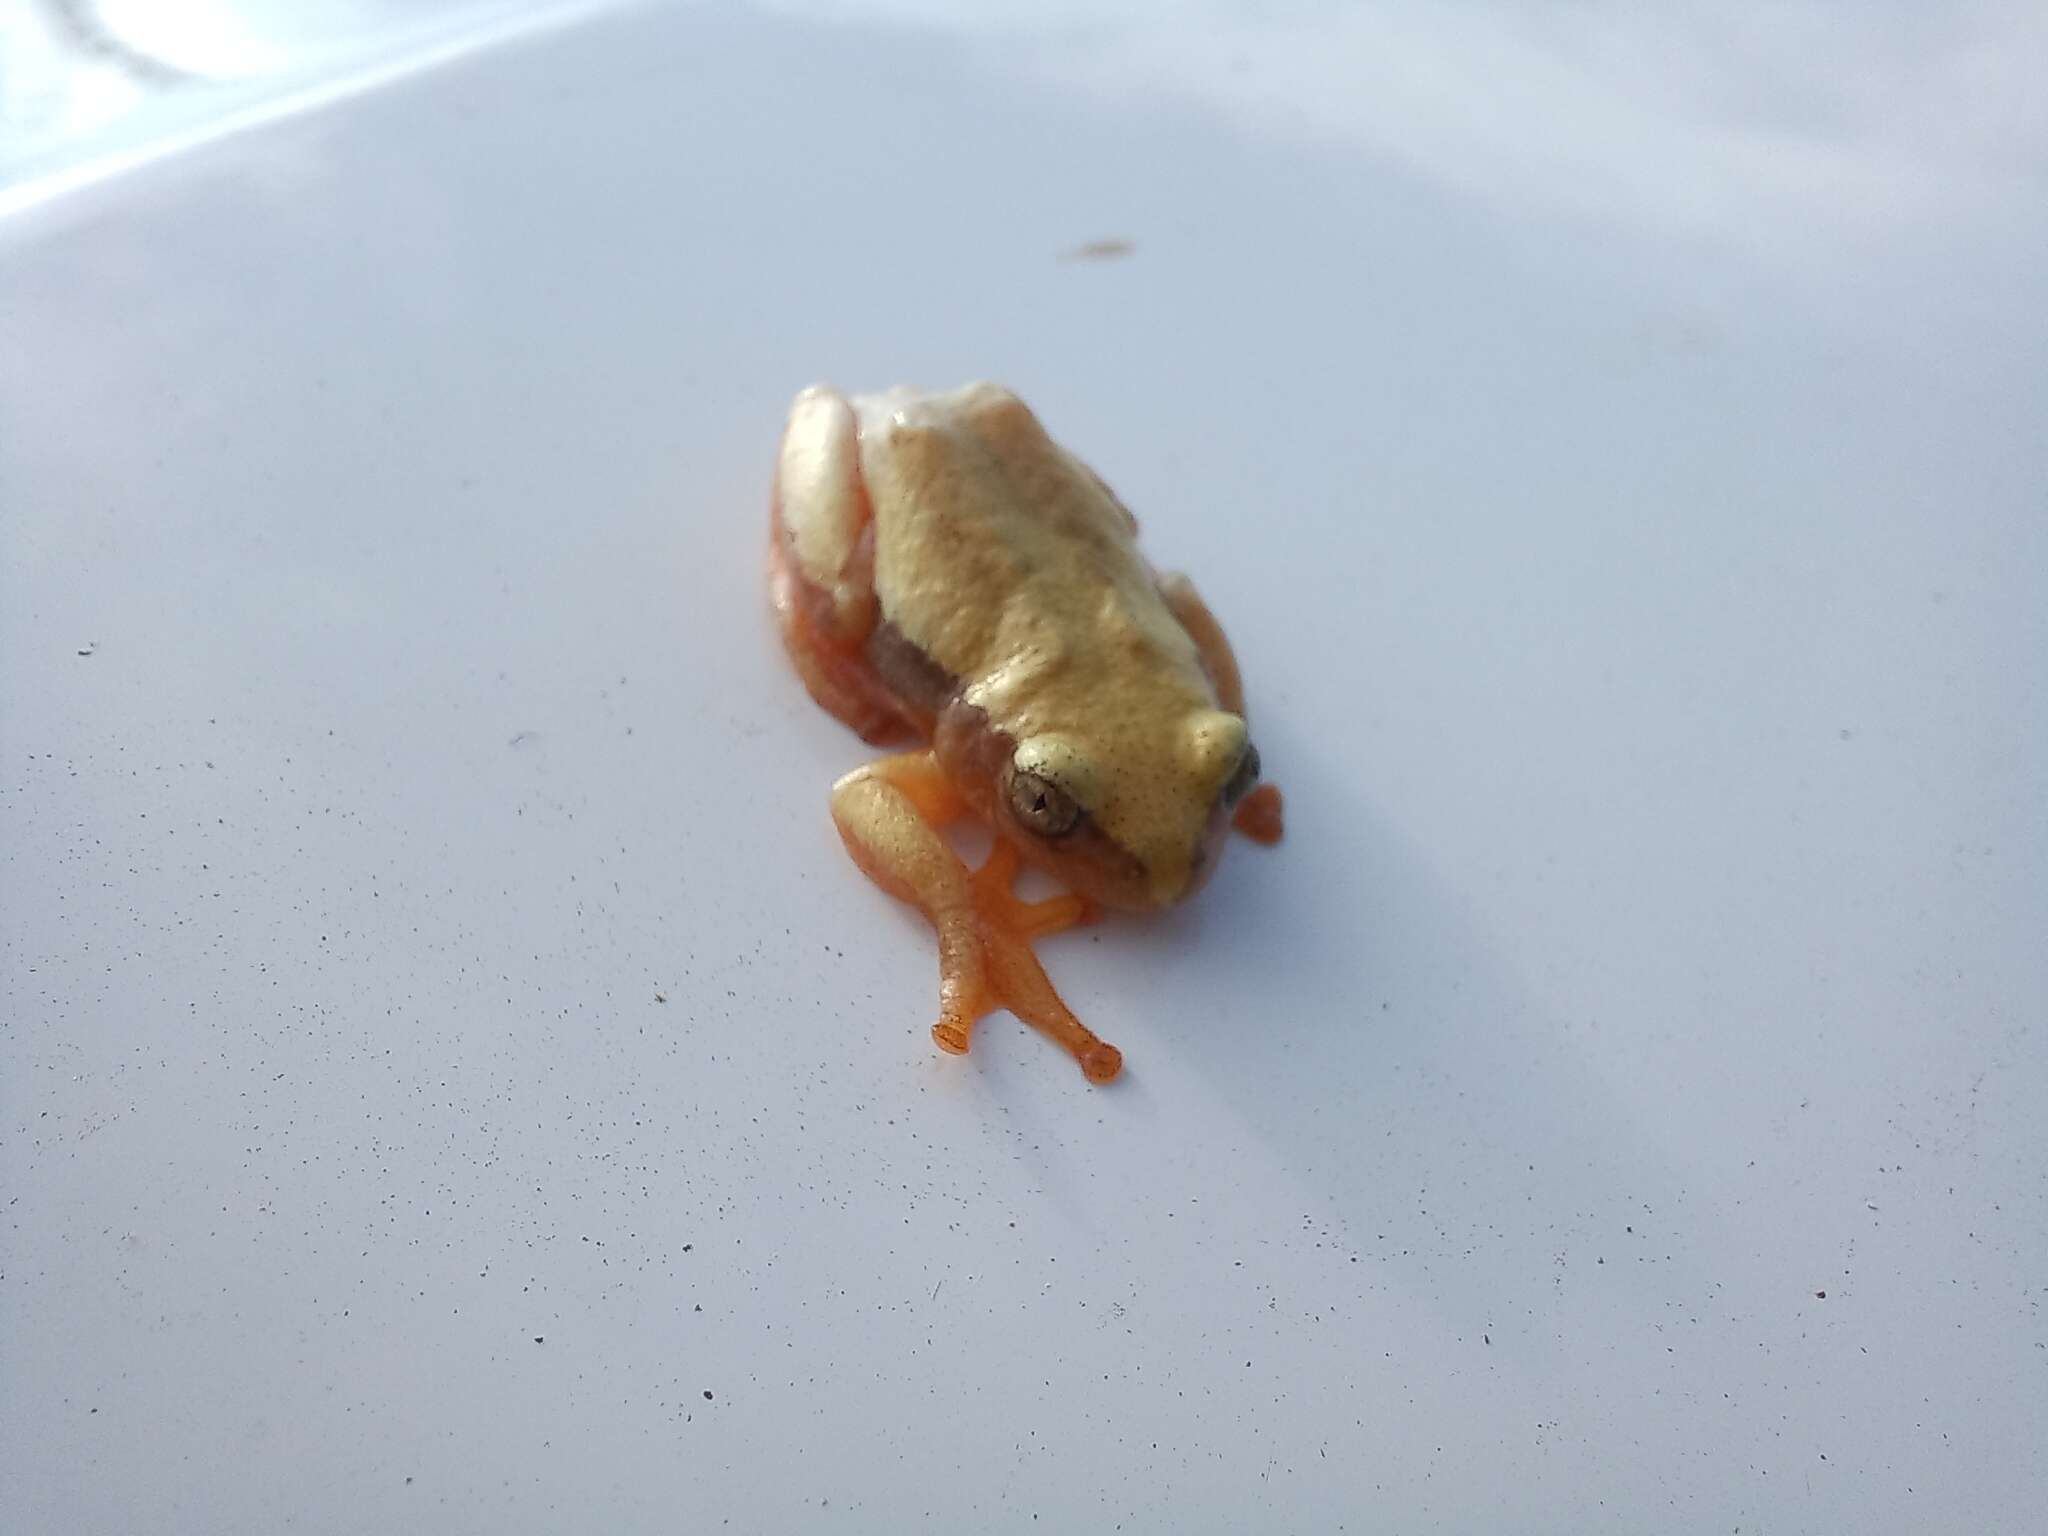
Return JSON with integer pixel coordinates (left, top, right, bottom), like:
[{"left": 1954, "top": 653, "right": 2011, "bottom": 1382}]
[
  {"left": 830, "top": 753, "right": 1122, "bottom": 1083},
  {"left": 771, "top": 386, "right": 914, "bottom": 744},
  {"left": 1158, "top": 571, "right": 1246, "bottom": 714},
  {"left": 1159, "top": 571, "right": 1285, "bottom": 844},
  {"left": 770, "top": 533, "right": 910, "bottom": 744}
]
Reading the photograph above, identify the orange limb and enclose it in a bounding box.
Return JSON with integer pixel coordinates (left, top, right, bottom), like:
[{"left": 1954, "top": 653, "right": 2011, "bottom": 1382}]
[
  {"left": 769, "top": 533, "right": 908, "bottom": 745},
  {"left": 1158, "top": 571, "right": 1246, "bottom": 715},
  {"left": 1232, "top": 783, "right": 1285, "bottom": 844},
  {"left": 1162, "top": 572, "right": 1285, "bottom": 845},
  {"left": 830, "top": 753, "right": 1121, "bottom": 1083}
]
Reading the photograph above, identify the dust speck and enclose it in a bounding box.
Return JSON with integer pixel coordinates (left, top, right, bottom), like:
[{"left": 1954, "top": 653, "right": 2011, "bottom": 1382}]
[{"left": 1060, "top": 238, "right": 1136, "bottom": 263}]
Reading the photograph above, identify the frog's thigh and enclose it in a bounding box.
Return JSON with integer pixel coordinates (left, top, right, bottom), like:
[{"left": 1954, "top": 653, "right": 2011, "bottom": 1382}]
[
  {"left": 778, "top": 386, "right": 871, "bottom": 609},
  {"left": 1158, "top": 572, "right": 1247, "bottom": 715},
  {"left": 830, "top": 754, "right": 987, "bottom": 1039}
]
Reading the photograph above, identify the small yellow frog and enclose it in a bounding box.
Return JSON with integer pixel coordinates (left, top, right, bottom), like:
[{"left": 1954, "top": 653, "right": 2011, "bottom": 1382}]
[{"left": 770, "top": 383, "right": 1283, "bottom": 1082}]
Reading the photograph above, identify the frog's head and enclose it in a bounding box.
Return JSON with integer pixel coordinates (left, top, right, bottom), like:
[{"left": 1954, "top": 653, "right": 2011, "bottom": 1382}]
[{"left": 956, "top": 709, "right": 1260, "bottom": 912}]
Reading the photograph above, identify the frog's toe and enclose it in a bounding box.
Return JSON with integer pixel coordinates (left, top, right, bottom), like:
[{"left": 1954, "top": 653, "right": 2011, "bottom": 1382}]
[
  {"left": 1078, "top": 1040, "right": 1124, "bottom": 1084},
  {"left": 977, "top": 919, "right": 1123, "bottom": 1086}
]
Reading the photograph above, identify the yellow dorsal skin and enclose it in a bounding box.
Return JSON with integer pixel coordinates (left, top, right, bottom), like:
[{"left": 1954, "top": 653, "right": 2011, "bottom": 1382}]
[{"left": 852, "top": 384, "right": 1246, "bottom": 907}]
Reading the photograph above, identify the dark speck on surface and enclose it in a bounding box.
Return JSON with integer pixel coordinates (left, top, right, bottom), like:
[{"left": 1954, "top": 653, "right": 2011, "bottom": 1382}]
[
  {"left": 1061, "top": 237, "right": 1135, "bottom": 262},
  {"left": 703, "top": 1390, "right": 714, "bottom": 1401},
  {"left": 534, "top": 1336, "right": 544, "bottom": 1343}
]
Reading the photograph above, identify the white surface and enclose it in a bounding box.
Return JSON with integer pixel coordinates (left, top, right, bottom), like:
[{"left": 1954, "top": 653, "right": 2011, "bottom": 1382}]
[{"left": 4, "top": 3, "right": 2045, "bottom": 1531}]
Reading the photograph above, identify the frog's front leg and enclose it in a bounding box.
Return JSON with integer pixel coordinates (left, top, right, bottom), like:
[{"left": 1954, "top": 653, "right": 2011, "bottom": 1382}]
[{"left": 830, "top": 752, "right": 1123, "bottom": 1083}]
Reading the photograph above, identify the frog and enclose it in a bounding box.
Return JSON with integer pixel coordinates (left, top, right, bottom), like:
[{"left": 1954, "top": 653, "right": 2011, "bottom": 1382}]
[{"left": 769, "top": 382, "right": 1284, "bottom": 1083}]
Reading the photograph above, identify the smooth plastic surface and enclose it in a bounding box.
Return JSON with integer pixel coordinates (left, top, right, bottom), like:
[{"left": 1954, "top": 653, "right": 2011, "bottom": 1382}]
[{"left": 4, "top": 5, "right": 2044, "bottom": 1531}]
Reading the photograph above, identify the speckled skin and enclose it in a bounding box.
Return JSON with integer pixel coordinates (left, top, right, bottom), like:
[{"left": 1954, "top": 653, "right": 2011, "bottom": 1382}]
[{"left": 770, "top": 382, "right": 1282, "bottom": 1081}]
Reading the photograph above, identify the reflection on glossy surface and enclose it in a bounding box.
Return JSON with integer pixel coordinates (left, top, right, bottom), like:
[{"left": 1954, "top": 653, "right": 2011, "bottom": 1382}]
[
  {"left": 0, "top": 0, "right": 570, "bottom": 193},
  {"left": 10, "top": 0, "right": 2046, "bottom": 262}
]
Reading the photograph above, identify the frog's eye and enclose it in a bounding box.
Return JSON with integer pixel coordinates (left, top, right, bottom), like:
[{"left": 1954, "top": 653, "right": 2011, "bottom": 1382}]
[
  {"left": 1007, "top": 770, "right": 1081, "bottom": 837},
  {"left": 1221, "top": 743, "right": 1261, "bottom": 808}
]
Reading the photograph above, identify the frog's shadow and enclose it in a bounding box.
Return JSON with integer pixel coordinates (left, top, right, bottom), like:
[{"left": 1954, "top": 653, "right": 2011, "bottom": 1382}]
[
  {"left": 1075, "top": 743, "right": 1368, "bottom": 1045},
  {"left": 1078, "top": 743, "right": 1725, "bottom": 1336}
]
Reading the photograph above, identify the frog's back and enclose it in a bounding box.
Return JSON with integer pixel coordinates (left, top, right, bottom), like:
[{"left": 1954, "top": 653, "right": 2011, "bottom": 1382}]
[{"left": 854, "top": 384, "right": 1207, "bottom": 716}]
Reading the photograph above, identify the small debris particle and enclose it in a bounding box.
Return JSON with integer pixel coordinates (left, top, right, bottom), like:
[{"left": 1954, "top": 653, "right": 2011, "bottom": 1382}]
[
  {"left": 655, "top": 993, "right": 668, "bottom": 1004},
  {"left": 534, "top": 1336, "right": 544, "bottom": 1344},
  {"left": 1060, "top": 238, "right": 1136, "bottom": 263},
  {"left": 1815, "top": 1290, "right": 1826, "bottom": 1299},
  {"left": 703, "top": 1390, "right": 714, "bottom": 1401}
]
